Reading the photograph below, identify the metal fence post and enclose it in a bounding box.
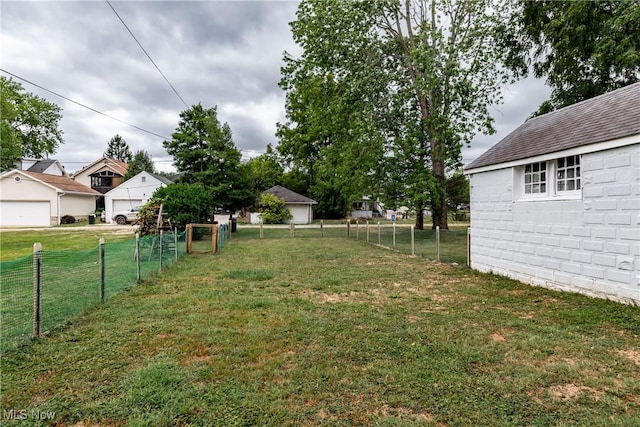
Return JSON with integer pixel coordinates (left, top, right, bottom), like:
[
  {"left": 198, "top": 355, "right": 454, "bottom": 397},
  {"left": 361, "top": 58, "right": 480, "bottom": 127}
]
[
  {"left": 136, "top": 233, "right": 141, "bottom": 281},
  {"left": 321, "top": 219, "right": 324, "bottom": 237},
  {"left": 411, "top": 226, "right": 415, "bottom": 257},
  {"left": 467, "top": 227, "right": 471, "bottom": 267},
  {"left": 32, "top": 243, "right": 42, "bottom": 338},
  {"left": 436, "top": 226, "right": 440, "bottom": 262},
  {"left": 159, "top": 230, "right": 163, "bottom": 273},
  {"left": 99, "top": 238, "right": 105, "bottom": 303}
]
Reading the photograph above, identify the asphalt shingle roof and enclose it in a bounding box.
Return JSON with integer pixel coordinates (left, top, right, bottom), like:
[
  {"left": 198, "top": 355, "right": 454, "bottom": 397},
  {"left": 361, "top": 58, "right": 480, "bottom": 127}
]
[
  {"left": 22, "top": 171, "right": 101, "bottom": 195},
  {"left": 466, "top": 82, "right": 640, "bottom": 170},
  {"left": 262, "top": 185, "right": 317, "bottom": 204}
]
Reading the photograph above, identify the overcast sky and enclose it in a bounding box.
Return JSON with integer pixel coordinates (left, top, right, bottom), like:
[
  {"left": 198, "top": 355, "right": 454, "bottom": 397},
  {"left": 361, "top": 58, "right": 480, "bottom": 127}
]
[{"left": 1, "top": 1, "right": 551, "bottom": 174}]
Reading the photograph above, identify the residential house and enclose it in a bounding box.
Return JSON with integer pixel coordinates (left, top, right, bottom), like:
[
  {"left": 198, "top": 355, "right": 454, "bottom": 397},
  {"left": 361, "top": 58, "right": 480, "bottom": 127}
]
[
  {"left": 72, "top": 157, "right": 128, "bottom": 210},
  {"left": 464, "top": 83, "right": 640, "bottom": 304},
  {"left": 0, "top": 170, "right": 100, "bottom": 226}
]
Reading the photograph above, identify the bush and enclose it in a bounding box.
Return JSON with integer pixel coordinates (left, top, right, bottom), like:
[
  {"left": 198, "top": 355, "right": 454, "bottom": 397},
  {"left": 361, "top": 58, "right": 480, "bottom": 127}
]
[
  {"left": 259, "top": 194, "right": 291, "bottom": 224},
  {"left": 60, "top": 215, "right": 75, "bottom": 224}
]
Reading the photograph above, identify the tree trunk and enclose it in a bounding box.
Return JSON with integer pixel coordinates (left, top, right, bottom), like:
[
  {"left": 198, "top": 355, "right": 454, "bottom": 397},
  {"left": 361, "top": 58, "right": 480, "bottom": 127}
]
[
  {"left": 415, "top": 209, "right": 424, "bottom": 230},
  {"left": 431, "top": 158, "right": 449, "bottom": 229}
]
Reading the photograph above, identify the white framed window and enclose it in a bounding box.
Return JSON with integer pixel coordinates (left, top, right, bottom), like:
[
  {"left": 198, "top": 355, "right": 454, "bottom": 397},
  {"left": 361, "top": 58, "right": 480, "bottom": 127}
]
[
  {"left": 556, "top": 155, "right": 580, "bottom": 193},
  {"left": 524, "top": 161, "right": 547, "bottom": 194},
  {"left": 514, "top": 155, "right": 582, "bottom": 201}
]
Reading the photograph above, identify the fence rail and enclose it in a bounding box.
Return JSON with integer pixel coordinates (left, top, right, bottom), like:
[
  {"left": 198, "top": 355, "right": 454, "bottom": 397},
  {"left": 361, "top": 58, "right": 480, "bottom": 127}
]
[{"left": 0, "top": 230, "right": 188, "bottom": 354}]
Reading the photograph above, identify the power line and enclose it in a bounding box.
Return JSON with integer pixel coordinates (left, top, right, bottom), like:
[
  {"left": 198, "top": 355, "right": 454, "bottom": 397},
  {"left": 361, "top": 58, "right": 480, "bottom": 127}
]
[
  {"left": 106, "top": 0, "right": 189, "bottom": 109},
  {"left": 0, "top": 69, "right": 171, "bottom": 140}
]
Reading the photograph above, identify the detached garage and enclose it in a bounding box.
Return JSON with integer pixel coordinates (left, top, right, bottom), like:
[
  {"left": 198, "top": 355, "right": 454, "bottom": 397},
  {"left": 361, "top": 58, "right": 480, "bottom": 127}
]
[
  {"left": 0, "top": 170, "right": 100, "bottom": 227},
  {"left": 261, "top": 185, "right": 317, "bottom": 225},
  {"left": 103, "top": 171, "right": 174, "bottom": 223}
]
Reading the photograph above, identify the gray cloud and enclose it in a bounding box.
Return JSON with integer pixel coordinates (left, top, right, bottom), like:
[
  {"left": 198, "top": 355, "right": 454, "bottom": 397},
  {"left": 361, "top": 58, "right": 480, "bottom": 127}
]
[{"left": 2, "top": 1, "right": 548, "bottom": 174}]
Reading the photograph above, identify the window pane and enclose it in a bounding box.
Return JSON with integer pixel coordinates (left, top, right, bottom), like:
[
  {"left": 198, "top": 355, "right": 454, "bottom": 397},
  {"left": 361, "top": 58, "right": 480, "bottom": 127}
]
[
  {"left": 525, "top": 184, "right": 531, "bottom": 194},
  {"left": 525, "top": 164, "right": 531, "bottom": 173},
  {"left": 558, "top": 158, "right": 565, "bottom": 167},
  {"left": 541, "top": 171, "right": 546, "bottom": 181},
  {"left": 558, "top": 170, "right": 565, "bottom": 179},
  {"left": 540, "top": 183, "right": 546, "bottom": 192},
  {"left": 533, "top": 174, "right": 539, "bottom": 183},
  {"left": 525, "top": 175, "right": 531, "bottom": 184},
  {"left": 576, "top": 179, "right": 581, "bottom": 190},
  {"left": 567, "top": 181, "right": 575, "bottom": 191},
  {"left": 557, "top": 181, "right": 565, "bottom": 191},
  {"left": 567, "top": 169, "right": 574, "bottom": 178}
]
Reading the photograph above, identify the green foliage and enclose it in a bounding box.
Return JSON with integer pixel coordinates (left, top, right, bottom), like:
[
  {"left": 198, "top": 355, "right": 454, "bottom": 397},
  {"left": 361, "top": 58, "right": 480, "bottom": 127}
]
[
  {"left": 104, "top": 134, "right": 132, "bottom": 163},
  {"left": 278, "top": 0, "right": 517, "bottom": 228},
  {"left": 259, "top": 193, "right": 291, "bottom": 224},
  {"left": 246, "top": 145, "right": 284, "bottom": 192},
  {"left": 0, "top": 77, "right": 63, "bottom": 171},
  {"left": 150, "top": 183, "right": 214, "bottom": 229},
  {"left": 123, "top": 150, "right": 155, "bottom": 181},
  {"left": 163, "top": 104, "right": 256, "bottom": 213},
  {"left": 445, "top": 170, "right": 470, "bottom": 211},
  {"left": 509, "top": 0, "right": 640, "bottom": 114}
]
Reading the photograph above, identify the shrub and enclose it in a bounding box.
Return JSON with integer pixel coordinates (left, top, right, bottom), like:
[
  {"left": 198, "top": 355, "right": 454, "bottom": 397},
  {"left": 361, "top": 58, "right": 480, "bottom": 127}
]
[
  {"left": 259, "top": 194, "right": 291, "bottom": 224},
  {"left": 60, "top": 215, "right": 75, "bottom": 224}
]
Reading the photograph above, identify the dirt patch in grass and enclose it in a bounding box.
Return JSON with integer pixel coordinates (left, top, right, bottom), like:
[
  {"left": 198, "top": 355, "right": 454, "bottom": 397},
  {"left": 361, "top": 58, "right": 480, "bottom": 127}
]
[
  {"left": 548, "top": 383, "right": 601, "bottom": 401},
  {"left": 618, "top": 349, "right": 640, "bottom": 365}
]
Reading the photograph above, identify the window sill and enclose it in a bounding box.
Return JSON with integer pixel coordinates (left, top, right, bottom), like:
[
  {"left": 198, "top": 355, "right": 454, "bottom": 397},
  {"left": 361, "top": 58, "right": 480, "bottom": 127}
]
[{"left": 516, "top": 192, "right": 582, "bottom": 202}]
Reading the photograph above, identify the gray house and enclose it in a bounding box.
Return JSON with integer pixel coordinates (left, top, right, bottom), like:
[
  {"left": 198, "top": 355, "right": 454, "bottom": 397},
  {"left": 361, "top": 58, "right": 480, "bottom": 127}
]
[{"left": 465, "top": 83, "right": 640, "bottom": 304}]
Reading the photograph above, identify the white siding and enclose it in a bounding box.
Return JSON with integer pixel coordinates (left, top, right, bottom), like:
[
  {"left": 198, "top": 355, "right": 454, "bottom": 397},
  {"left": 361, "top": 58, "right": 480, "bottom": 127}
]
[{"left": 469, "top": 144, "right": 640, "bottom": 304}]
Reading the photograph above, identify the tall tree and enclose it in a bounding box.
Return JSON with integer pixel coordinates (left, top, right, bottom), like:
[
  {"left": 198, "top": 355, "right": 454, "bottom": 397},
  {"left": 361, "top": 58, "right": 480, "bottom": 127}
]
[
  {"left": 104, "top": 134, "right": 132, "bottom": 162},
  {"left": 163, "top": 104, "right": 256, "bottom": 216},
  {"left": 246, "top": 145, "right": 284, "bottom": 192},
  {"left": 123, "top": 150, "right": 155, "bottom": 181},
  {"left": 0, "top": 77, "right": 64, "bottom": 171},
  {"left": 506, "top": 0, "right": 640, "bottom": 115},
  {"left": 280, "top": 0, "right": 516, "bottom": 228}
]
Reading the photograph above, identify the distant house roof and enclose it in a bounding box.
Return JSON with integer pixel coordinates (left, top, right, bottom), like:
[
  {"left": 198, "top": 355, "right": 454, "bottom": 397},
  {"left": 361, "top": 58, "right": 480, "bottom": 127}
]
[
  {"left": 73, "top": 157, "right": 128, "bottom": 177},
  {"left": 466, "top": 82, "right": 640, "bottom": 171},
  {"left": 9, "top": 170, "right": 101, "bottom": 195},
  {"left": 150, "top": 173, "right": 176, "bottom": 185},
  {"left": 26, "top": 159, "right": 66, "bottom": 175},
  {"left": 262, "top": 185, "right": 317, "bottom": 204}
]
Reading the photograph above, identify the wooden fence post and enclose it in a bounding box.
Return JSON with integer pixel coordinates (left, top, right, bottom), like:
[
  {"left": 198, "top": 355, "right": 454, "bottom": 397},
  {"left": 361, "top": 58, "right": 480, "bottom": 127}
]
[
  {"left": 366, "top": 220, "right": 370, "bottom": 242},
  {"left": 377, "top": 221, "right": 381, "bottom": 245},
  {"left": 411, "top": 226, "right": 415, "bottom": 257},
  {"left": 393, "top": 222, "right": 396, "bottom": 249},
  {"left": 436, "top": 226, "right": 440, "bottom": 262},
  {"left": 186, "top": 224, "right": 193, "bottom": 254},
  {"left": 321, "top": 219, "right": 324, "bottom": 237},
  {"left": 260, "top": 220, "right": 264, "bottom": 239},
  {"left": 346, "top": 219, "right": 350, "bottom": 238},
  {"left": 212, "top": 224, "right": 218, "bottom": 254},
  {"left": 32, "top": 243, "right": 42, "bottom": 338}
]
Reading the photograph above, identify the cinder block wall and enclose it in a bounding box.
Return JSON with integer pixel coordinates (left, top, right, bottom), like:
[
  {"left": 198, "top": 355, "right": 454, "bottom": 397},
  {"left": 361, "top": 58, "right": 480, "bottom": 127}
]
[{"left": 469, "top": 144, "right": 640, "bottom": 304}]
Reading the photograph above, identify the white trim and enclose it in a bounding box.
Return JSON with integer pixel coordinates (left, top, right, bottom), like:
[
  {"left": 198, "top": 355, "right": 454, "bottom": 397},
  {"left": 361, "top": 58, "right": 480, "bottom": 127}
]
[{"left": 465, "top": 134, "right": 640, "bottom": 175}]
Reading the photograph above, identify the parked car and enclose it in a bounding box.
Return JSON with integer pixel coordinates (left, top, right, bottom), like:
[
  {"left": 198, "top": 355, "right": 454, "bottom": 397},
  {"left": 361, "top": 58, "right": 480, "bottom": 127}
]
[{"left": 112, "top": 206, "right": 141, "bottom": 225}]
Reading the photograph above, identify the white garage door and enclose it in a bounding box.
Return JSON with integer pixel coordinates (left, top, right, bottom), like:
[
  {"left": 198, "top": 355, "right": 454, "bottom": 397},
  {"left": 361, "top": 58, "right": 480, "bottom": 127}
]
[
  {"left": 289, "top": 205, "right": 310, "bottom": 224},
  {"left": 0, "top": 201, "right": 50, "bottom": 227},
  {"left": 113, "top": 199, "right": 143, "bottom": 212}
]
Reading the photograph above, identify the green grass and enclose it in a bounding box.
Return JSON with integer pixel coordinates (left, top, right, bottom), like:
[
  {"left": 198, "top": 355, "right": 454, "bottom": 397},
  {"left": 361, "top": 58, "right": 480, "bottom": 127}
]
[
  {"left": 1, "top": 237, "right": 639, "bottom": 426},
  {"left": 0, "top": 227, "right": 136, "bottom": 261}
]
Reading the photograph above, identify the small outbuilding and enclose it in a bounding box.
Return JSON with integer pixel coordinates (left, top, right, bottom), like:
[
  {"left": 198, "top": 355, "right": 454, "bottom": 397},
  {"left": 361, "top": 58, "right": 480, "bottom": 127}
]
[
  {"left": 465, "top": 83, "right": 640, "bottom": 304},
  {"left": 103, "top": 171, "right": 174, "bottom": 223},
  {"left": 260, "top": 185, "right": 317, "bottom": 225},
  {"left": 0, "top": 170, "right": 100, "bottom": 226}
]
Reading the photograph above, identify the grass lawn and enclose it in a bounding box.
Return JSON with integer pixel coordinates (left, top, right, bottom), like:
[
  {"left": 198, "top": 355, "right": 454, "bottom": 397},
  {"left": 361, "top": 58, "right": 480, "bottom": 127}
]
[
  {"left": 0, "top": 227, "right": 137, "bottom": 261},
  {"left": 1, "top": 236, "right": 639, "bottom": 426}
]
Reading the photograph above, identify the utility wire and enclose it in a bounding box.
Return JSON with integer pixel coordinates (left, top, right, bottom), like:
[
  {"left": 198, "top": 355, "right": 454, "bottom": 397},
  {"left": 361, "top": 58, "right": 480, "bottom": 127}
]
[
  {"left": 0, "top": 69, "right": 171, "bottom": 140},
  {"left": 106, "top": 0, "right": 189, "bottom": 109}
]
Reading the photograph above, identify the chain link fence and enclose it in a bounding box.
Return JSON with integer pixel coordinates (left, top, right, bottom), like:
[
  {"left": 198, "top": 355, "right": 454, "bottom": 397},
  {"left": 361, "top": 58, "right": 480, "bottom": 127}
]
[
  {"left": 233, "top": 221, "right": 470, "bottom": 265},
  {"left": 0, "top": 230, "right": 187, "bottom": 354}
]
